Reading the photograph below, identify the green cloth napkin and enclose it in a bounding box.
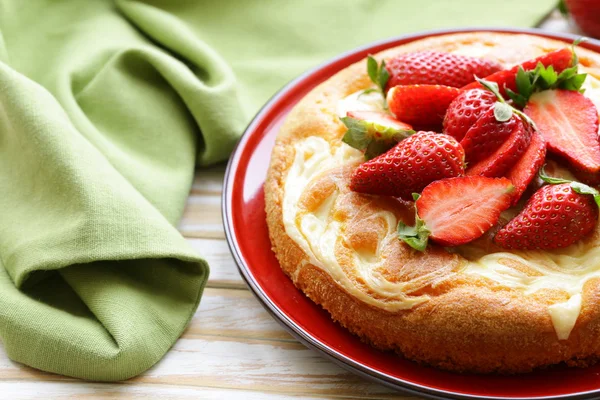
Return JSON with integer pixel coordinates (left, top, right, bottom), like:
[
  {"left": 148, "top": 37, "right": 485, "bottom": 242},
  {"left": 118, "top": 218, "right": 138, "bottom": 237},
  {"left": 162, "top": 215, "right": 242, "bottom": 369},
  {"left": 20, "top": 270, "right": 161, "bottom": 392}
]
[{"left": 0, "top": 0, "right": 556, "bottom": 381}]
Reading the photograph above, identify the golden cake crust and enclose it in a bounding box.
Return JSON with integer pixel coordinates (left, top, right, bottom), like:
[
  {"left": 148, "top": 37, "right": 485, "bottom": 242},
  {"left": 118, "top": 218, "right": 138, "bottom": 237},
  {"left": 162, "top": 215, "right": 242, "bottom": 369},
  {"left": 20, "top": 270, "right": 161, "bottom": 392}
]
[{"left": 264, "top": 32, "right": 600, "bottom": 373}]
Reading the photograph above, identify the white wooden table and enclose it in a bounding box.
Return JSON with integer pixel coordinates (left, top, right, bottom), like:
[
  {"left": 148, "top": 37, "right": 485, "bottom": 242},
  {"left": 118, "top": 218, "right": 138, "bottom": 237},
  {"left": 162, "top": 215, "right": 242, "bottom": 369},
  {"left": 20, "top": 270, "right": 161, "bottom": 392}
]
[{"left": 0, "top": 12, "right": 579, "bottom": 400}]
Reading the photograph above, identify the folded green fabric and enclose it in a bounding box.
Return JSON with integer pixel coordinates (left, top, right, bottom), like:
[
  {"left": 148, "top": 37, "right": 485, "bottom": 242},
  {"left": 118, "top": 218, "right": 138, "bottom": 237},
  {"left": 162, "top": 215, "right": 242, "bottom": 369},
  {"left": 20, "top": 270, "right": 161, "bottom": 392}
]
[{"left": 0, "top": 0, "right": 556, "bottom": 381}]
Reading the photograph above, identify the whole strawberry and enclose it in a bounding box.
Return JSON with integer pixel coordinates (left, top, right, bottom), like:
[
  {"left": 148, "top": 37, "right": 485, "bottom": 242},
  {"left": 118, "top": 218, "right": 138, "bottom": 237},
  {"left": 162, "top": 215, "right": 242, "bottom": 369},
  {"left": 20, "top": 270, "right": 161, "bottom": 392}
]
[
  {"left": 443, "top": 89, "right": 496, "bottom": 141},
  {"left": 564, "top": 0, "right": 600, "bottom": 39},
  {"left": 349, "top": 132, "right": 465, "bottom": 200},
  {"left": 385, "top": 51, "right": 502, "bottom": 90},
  {"left": 494, "top": 170, "right": 599, "bottom": 250}
]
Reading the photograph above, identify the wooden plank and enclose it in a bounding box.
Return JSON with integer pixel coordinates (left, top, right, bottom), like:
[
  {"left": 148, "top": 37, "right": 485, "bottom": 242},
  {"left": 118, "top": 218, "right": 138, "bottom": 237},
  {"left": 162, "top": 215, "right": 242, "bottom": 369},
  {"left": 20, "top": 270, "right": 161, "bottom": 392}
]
[
  {"left": 186, "top": 238, "right": 244, "bottom": 288},
  {"left": 0, "top": 288, "right": 404, "bottom": 398},
  {"left": 0, "top": 382, "right": 335, "bottom": 400}
]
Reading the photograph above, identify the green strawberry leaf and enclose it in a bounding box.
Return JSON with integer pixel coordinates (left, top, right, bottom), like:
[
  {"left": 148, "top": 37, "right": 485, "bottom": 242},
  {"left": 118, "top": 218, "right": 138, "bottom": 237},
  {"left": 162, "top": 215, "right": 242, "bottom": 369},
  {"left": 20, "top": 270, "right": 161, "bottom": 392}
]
[
  {"left": 367, "top": 56, "right": 378, "bottom": 86},
  {"left": 378, "top": 60, "right": 390, "bottom": 93},
  {"left": 505, "top": 88, "right": 528, "bottom": 108},
  {"left": 494, "top": 101, "right": 513, "bottom": 122},
  {"left": 515, "top": 67, "right": 533, "bottom": 99},
  {"left": 340, "top": 116, "right": 414, "bottom": 159},
  {"left": 397, "top": 216, "right": 430, "bottom": 252},
  {"left": 537, "top": 64, "right": 558, "bottom": 89},
  {"left": 558, "top": 0, "right": 568, "bottom": 16},
  {"left": 560, "top": 73, "right": 588, "bottom": 91}
]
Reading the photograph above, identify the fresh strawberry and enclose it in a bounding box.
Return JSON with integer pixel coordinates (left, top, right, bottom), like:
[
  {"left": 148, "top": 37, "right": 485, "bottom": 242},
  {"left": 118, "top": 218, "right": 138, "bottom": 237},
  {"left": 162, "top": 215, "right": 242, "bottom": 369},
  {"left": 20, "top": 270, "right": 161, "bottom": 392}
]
[
  {"left": 398, "top": 176, "right": 514, "bottom": 250},
  {"left": 462, "top": 48, "right": 573, "bottom": 96},
  {"left": 443, "top": 89, "right": 496, "bottom": 141},
  {"left": 505, "top": 132, "right": 547, "bottom": 205},
  {"left": 341, "top": 111, "right": 414, "bottom": 159},
  {"left": 524, "top": 89, "right": 600, "bottom": 173},
  {"left": 385, "top": 51, "right": 502, "bottom": 90},
  {"left": 349, "top": 132, "right": 465, "bottom": 200},
  {"left": 564, "top": 0, "right": 600, "bottom": 39},
  {"left": 460, "top": 107, "right": 520, "bottom": 164},
  {"left": 494, "top": 174, "right": 599, "bottom": 250},
  {"left": 466, "top": 117, "right": 532, "bottom": 177},
  {"left": 387, "top": 85, "right": 461, "bottom": 131}
]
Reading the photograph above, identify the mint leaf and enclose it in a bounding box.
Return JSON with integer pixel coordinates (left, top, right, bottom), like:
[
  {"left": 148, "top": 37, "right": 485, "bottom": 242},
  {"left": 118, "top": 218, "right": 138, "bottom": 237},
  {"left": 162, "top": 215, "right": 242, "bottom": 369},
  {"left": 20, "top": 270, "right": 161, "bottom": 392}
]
[
  {"left": 367, "top": 56, "right": 378, "bottom": 86},
  {"left": 494, "top": 102, "right": 513, "bottom": 122}
]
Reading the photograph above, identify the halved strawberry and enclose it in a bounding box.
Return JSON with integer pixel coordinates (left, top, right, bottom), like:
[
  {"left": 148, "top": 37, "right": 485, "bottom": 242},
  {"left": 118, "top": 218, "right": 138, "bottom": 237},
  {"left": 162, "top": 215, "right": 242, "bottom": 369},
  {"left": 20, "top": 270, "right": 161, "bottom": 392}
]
[
  {"left": 460, "top": 107, "right": 519, "bottom": 164},
  {"left": 524, "top": 89, "right": 600, "bottom": 173},
  {"left": 462, "top": 48, "right": 573, "bottom": 96},
  {"left": 349, "top": 131, "right": 465, "bottom": 200},
  {"left": 341, "top": 111, "right": 414, "bottom": 159},
  {"left": 466, "top": 119, "right": 532, "bottom": 177},
  {"left": 505, "top": 131, "right": 547, "bottom": 205},
  {"left": 443, "top": 89, "right": 496, "bottom": 141},
  {"left": 385, "top": 51, "right": 502, "bottom": 90},
  {"left": 387, "top": 85, "right": 461, "bottom": 131},
  {"left": 398, "top": 176, "right": 514, "bottom": 250}
]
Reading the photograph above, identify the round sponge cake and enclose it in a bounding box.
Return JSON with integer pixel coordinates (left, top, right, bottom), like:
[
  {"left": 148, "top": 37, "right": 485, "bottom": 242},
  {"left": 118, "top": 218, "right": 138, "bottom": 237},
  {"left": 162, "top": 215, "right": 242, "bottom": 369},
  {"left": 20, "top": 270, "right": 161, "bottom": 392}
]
[{"left": 264, "top": 32, "right": 600, "bottom": 373}]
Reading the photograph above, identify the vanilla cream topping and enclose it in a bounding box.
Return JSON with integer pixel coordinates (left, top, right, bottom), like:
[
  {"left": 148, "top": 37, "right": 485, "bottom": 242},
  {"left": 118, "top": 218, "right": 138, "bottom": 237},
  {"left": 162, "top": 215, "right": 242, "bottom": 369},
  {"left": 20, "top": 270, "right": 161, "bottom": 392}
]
[{"left": 280, "top": 63, "right": 600, "bottom": 340}]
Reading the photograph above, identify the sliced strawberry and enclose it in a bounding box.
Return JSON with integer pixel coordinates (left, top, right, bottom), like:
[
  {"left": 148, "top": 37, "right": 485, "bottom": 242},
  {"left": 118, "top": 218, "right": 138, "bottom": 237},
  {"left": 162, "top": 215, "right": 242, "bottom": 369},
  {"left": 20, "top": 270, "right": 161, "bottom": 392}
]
[
  {"left": 349, "top": 132, "right": 465, "bottom": 200},
  {"left": 341, "top": 111, "right": 414, "bottom": 159},
  {"left": 387, "top": 85, "right": 461, "bottom": 131},
  {"left": 462, "top": 48, "right": 573, "bottom": 96},
  {"left": 385, "top": 51, "right": 502, "bottom": 90},
  {"left": 466, "top": 119, "right": 532, "bottom": 177},
  {"left": 443, "top": 89, "right": 496, "bottom": 141},
  {"left": 460, "top": 107, "right": 519, "bottom": 164},
  {"left": 524, "top": 89, "right": 600, "bottom": 173},
  {"left": 398, "top": 176, "right": 514, "bottom": 249},
  {"left": 505, "top": 132, "right": 547, "bottom": 205}
]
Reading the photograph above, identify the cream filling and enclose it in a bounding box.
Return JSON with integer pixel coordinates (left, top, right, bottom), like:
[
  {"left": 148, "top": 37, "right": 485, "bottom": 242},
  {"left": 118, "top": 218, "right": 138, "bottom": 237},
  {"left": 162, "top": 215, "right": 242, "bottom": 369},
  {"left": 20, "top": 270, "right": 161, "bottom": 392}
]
[
  {"left": 336, "top": 89, "right": 385, "bottom": 118},
  {"left": 283, "top": 137, "right": 433, "bottom": 311},
  {"left": 280, "top": 67, "right": 600, "bottom": 340}
]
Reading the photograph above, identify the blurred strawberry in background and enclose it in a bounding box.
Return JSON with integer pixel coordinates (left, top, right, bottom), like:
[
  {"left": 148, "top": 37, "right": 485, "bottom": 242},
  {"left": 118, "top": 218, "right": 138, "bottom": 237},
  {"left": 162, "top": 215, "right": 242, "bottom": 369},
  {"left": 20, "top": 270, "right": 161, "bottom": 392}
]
[{"left": 560, "top": 0, "right": 600, "bottom": 38}]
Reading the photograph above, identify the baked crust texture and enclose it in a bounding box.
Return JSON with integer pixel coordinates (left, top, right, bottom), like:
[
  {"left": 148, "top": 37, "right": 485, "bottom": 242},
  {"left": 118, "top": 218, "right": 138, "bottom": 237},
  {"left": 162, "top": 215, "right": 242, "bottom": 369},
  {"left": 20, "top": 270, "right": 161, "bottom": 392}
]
[{"left": 264, "top": 32, "right": 600, "bottom": 373}]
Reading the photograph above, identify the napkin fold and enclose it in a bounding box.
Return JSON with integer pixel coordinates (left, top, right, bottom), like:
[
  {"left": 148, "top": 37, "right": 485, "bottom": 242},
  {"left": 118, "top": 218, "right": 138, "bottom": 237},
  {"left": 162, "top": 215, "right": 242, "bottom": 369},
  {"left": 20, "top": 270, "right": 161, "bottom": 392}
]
[{"left": 0, "top": 0, "right": 556, "bottom": 381}]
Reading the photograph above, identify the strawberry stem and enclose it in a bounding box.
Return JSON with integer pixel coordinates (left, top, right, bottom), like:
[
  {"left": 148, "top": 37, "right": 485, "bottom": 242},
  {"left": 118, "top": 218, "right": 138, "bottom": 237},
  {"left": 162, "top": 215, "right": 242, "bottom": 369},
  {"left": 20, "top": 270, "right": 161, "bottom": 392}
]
[
  {"left": 397, "top": 216, "right": 430, "bottom": 252},
  {"left": 367, "top": 55, "right": 390, "bottom": 109}
]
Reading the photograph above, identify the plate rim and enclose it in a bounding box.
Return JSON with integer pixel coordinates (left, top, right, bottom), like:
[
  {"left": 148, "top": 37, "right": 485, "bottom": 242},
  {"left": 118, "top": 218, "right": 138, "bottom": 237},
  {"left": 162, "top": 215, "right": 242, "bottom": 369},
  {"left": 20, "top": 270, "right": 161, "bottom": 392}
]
[{"left": 222, "top": 27, "right": 600, "bottom": 400}]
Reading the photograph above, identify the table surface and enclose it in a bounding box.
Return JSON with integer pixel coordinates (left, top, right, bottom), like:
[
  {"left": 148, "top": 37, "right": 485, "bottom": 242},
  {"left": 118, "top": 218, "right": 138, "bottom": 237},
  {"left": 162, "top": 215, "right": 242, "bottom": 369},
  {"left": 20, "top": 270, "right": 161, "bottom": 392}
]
[{"left": 0, "top": 11, "right": 581, "bottom": 400}]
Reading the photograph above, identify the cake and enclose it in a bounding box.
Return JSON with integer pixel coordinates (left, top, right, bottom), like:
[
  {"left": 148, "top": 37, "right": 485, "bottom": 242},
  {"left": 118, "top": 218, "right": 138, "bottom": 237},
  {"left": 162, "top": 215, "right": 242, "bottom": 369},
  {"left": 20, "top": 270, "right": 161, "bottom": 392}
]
[{"left": 264, "top": 31, "right": 600, "bottom": 373}]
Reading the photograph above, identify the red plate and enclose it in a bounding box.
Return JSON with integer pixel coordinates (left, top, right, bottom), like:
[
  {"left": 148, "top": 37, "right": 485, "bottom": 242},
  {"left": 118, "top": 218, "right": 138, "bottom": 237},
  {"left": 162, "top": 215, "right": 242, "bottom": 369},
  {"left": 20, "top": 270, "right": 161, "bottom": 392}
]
[{"left": 222, "top": 28, "right": 600, "bottom": 400}]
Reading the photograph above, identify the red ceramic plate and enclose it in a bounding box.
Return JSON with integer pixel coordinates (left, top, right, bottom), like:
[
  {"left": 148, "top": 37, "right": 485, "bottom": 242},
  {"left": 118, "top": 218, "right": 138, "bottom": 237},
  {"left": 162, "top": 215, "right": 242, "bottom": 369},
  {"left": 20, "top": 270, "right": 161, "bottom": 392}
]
[{"left": 223, "top": 28, "right": 600, "bottom": 400}]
